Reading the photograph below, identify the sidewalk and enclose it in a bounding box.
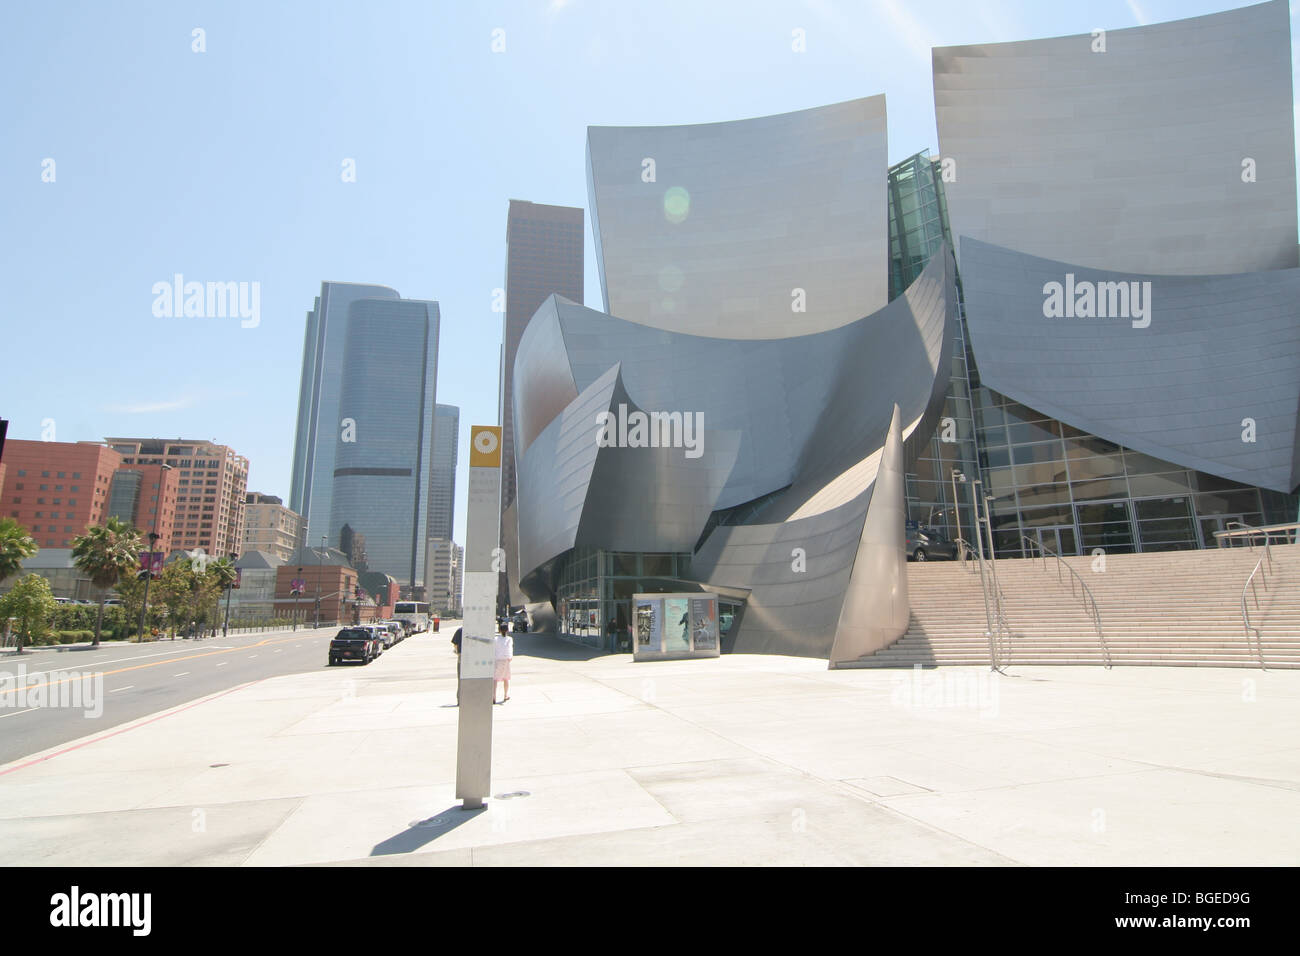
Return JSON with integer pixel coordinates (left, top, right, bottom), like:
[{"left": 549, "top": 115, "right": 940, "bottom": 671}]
[{"left": 1, "top": 629, "right": 1298, "bottom": 866}]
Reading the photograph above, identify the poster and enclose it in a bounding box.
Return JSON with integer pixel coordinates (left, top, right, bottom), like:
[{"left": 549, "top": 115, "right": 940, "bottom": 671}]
[
  {"left": 690, "top": 598, "right": 717, "bottom": 651},
  {"left": 137, "top": 551, "right": 164, "bottom": 579},
  {"left": 635, "top": 599, "right": 660, "bottom": 651},
  {"left": 663, "top": 598, "right": 690, "bottom": 653}
]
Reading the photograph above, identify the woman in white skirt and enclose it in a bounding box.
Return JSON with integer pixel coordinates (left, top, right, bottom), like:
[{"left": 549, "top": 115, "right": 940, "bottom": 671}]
[{"left": 494, "top": 621, "right": 514, "bottom": 704}]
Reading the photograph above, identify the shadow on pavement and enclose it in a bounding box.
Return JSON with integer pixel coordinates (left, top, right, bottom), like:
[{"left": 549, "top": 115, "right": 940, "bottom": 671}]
[
  {"left": 372, "top": 804, "right": 484, "bottom": 856},
  {"left": 511, "top": 632, "right": 613, "bottom": 662}
]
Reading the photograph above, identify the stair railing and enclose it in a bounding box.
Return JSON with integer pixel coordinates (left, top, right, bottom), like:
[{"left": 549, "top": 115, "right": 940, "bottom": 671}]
[
  {"left": 1240, "top": 547, "right": 1271, "bottom": 671},
  {"left": 1020, "top": 535, "right": 1111, "bottom": 669},
  {"left": 956, "top": 537, "right": 1011, "bottom": 671},
  {"left": 1220, "top": 521, "right": 1279, "bottom": 671}
]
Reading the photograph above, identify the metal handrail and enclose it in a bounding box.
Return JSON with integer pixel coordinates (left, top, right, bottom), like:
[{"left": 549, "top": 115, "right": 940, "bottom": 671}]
[
  {"left": 1020, "top": 536, "right": 1111, "bottom": 669},
  {"left": 1215, "top": 521, "right": 1300, "bottom": 550},
  {"left": 955, "top": 537, "right": 1011, "bottom": 670},
  {"left": 1240, "top": 548, "right": 1271, "bottom": 671}
]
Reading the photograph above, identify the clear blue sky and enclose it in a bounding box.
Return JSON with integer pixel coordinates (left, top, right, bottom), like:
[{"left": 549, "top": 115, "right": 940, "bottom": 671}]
[{"left": 2, "top": 0, "right": 1296, "bottom": 544}]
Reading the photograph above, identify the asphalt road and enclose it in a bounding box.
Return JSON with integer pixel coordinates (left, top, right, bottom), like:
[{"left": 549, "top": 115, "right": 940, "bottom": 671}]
[{"left": 0, "top": 625, "right": 440, "bottom": 765}]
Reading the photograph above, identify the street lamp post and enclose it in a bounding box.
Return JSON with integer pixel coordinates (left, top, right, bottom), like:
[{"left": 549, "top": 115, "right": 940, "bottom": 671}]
[
  {"left": 138, "top": 463, "right": 172, "bottom": 641},
  {"left": 222, "top": 551, "right": 237, "bottom": 638},
  {"left": 294, "top": 566, "right": 303, "bottom": 631},
  {"left": 314, "top": 535, "right": 324, "bottom": 629}
]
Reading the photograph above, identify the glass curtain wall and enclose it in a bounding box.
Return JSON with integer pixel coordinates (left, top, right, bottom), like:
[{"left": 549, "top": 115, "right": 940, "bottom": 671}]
[
  {"left": 554, "top": 546, "right": 694, "bottom": 650},
  {"left": 889, "top": 153, "right": 982, "bottom": 547}
]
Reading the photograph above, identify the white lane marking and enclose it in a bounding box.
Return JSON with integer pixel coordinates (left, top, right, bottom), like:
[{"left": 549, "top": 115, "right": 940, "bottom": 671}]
[
  {"left": 274, "top": 649, "right": 282, "bottom": 654},
  {"left": 248, "top": 655, "right": 258, "bottom": 659},
  {"left": 110, "top": 685, "right": 134, "bottom": 693},
  {"left": 173, "top": 672, "right": 190, "bottom": 677},
  {"left": 0, "top": 708, "right": 38, "bottom": 719},
  {"left": 6, "top": 646, "right": 230, "bottom": 679},
  {"left": 217, "top": 662, "right": 228, "bottom": 667}
]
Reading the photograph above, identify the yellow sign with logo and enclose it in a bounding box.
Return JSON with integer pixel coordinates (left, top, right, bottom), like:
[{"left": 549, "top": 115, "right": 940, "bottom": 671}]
[{"left": 469, "top": 425, "right": 502, "bottom": 468}]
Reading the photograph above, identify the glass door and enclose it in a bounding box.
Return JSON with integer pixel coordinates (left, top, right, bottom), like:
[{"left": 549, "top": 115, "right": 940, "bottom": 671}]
[
  {"left": 1074, "top": 499, "right": 1136, "bottom": 554},
  {"left": 1032, "top": 525, "right": 1078, "bottom": 556},
  {"left": 1198, "top": 513, "right": 1246, "bottom": 549}
]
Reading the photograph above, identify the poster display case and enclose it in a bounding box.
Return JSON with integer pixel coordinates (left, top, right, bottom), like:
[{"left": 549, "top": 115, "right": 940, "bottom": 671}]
[{"left": 632, "top": 592, "right": 721, "bottom": 661}]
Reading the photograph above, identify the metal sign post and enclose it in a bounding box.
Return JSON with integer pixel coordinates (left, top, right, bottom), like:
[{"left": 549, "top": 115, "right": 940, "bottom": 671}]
[{"left": 456, "top": 425, "right": 502, "bottom": 810}]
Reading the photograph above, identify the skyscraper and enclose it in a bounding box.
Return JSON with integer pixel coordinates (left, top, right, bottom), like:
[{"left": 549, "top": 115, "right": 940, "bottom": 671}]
[
  {"left": 429, "top": 403, "right": 459, "bottom": 542},
  {"left": 500, "top": 200, "right": 584, "bottom": 609},
  {"left": 290, "top": 283, "right": 441, "bottom": 594},
  {"left": 289, "top": 282, "right": 401, "bottom": 550}
]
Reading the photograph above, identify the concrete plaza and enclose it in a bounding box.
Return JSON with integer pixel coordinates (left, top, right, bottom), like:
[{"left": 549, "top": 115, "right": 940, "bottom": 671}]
[{"left": 1, "top": 629, "right": 1297, "bottom": 866}]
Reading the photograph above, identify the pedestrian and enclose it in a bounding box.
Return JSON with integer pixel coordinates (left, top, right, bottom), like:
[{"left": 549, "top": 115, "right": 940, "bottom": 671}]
[
  {"left": 451, "top": 626, "right": 463, "bottom": 705},
  {"left": 494, "top": 620, "right": 513, "bottom": 704}
]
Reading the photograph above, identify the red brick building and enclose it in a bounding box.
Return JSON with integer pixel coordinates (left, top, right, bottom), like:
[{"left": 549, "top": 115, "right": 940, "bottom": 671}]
[
  {"left": 1, "top": 440, "right": 122, "bottom": 548},
  {"left": 274, "top": 562, "right": 368, "bottom": 627}
]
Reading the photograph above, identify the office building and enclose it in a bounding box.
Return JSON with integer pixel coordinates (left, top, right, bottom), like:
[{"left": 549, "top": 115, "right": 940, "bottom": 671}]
[
  {"left": 429, "top": 404, "right": 459, "bottom": 542},
  {"left": 326, "top": 295, "right": 440, "bottom": 593},
  {"left": 104, "top": 437, "right": 249, "bottom": 558},
  {"left": 500, "top": 200, "right": 584, "bottom": 610},
  {"left": 1, "top": 440, "right": 122, "bottom": 549},
  {"left": 241, "top": 493, "right": 302, "bottom": 563}
]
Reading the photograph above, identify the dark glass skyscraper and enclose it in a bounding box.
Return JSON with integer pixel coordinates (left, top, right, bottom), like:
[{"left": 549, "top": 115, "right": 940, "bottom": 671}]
[
  {"left": 290, "top": 282, "right": 400, "bottom": 549},
  {"left": 291, "top": 284, "right": 440, "bottom": 593}
]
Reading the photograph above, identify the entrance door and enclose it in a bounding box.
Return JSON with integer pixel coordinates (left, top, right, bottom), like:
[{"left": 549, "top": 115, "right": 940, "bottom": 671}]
[
  {"left": 1198, "top": 513, "right": 1247, "bottom": 549},
  {"left": 1032, "top": 525, "right": 1078, "bottom": 556},
  {"left": 1074, "top": 500, "right": 1136, "bottom": 554},
  {"left": 613, "top": 599, "right": 631, "bottom": 652}
]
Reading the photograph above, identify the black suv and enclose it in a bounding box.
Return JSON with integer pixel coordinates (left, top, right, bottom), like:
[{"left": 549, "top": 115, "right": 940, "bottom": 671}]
[
  {"left": 329, "top": 627, "right": 379, "bottom": 665},
  {"left": 905, "top": 521, "right": 960, "bottom": 562}
]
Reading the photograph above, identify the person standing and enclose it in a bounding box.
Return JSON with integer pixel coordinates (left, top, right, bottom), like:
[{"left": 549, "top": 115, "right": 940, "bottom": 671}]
[
  {"left": 451, "top": 626, "right": 463, "bottom": 705},
  {"left": 494, "top": 620, "right": 513, "bottom": 704}
]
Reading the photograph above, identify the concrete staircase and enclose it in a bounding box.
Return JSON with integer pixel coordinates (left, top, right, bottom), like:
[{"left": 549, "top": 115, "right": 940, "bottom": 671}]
[{"left": 847, "top": 544, "right": 1300, "bottom": 669}]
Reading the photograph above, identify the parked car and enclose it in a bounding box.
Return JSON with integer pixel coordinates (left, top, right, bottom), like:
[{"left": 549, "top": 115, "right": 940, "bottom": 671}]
[
  {"left": 367, "top": 623, "right": 396, "bottom": 650},
  {"left": 381, "top": 621, "right": 403, "bottom": 645},
  {"left": 905, "top": 521, "right": 960, "bottom": 562},
  {"left": 329, "top": 627, "right": 379, "bottom": 665}
]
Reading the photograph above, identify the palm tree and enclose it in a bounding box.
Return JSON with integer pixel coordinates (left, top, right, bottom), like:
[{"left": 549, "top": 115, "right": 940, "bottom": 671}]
[
  {"left": 206, "top": 556, "right": 238, "bottom": 636},
  {"left": 0, "top": 517, "right": 38, "bottom": 584},
  {"left": 71, "top": 517, "right": 143, "bottom": 647}
]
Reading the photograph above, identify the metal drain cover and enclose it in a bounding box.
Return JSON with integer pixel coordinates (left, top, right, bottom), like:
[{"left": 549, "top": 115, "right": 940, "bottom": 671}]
[{"left": 493, "top": 790, "right": 531, "bottom": 800}]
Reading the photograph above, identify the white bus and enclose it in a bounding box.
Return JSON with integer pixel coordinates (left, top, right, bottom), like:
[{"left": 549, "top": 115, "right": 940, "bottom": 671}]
[{"left": 393, "top": 601, "right": 431, "bottom": 634}]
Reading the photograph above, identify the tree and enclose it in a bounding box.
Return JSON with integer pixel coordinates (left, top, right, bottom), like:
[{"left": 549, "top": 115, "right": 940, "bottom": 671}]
[
  {"left": 114, "top": 572, "right": 149, "bottom": 640},
  {"left": 71, "top": 517, "right": 143, "bottom": 647},
  {"left": 0, "top": 574, "right": 58, "bottom": 653},
  {"left": 208, "top": 557, "right": 238, "bottom": 634},
  {"left": 0, "top": 517, "right": 38, "bottom": 585},
  {"left": 157, "top": 558, "right": 222, "bottom": 637}
]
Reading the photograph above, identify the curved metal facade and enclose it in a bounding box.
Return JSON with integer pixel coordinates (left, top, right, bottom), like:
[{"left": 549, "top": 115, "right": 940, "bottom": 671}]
[
  {"left": 513, "top": 246, "right": 958, "bottom": 659},
  {"left": 961, "top": 238, "right": 1300, "bottom": 494},
  {"left": 933, "top": 0, "right": 1298, "bottom": 276},
  {"left": 586, "top": 96, "right": 889, "bottom": 339}
]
